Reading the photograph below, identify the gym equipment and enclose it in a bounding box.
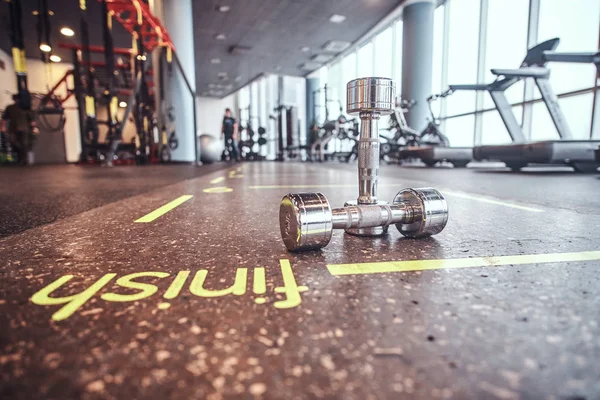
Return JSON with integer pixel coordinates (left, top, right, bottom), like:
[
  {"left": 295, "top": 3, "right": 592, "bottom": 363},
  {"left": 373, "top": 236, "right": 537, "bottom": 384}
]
[
  {"left": 397, "top": 91, "right": 472, "bottom": 167},
  {"left": 279, "top": 77, "right": 449, "bottom": 252},
  {"left": 308, "top": 85, "right": 352, "bottom": 162},
  {"left": 380, "top": 99, "right": 419, "bottom": 162},
  {"left": 199, "top": 134, "right": 221, "bottom": 164},
  {"left": 330, "top": 116, "right": 359, "bottom": 162},
  {"left": 457, "top": 38, "right": 600, "bottom": 172},
  {"left": 221, "top": 137, "right": 236, "bottom": 162},
  {"left": 238, "top": 105, "right": 267, "bottom": 161},
  {"left": 273, "top": 105, "right": 302, "bottom": 161},
  {"left": 59, "top": 0, "right": 178, "bottom": 166}
]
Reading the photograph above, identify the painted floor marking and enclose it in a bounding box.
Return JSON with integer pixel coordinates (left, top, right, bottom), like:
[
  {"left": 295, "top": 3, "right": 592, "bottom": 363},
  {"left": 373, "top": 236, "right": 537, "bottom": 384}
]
[
  {"left": 249, "top": 184, "right": 356, "bottom": 189},
  {"left": 327, "top": 250, "right": 600, "bottom": 276},
  {"left": 439, "top": 189, "right": 544, "bottom": 213},
  {"left": 135, "top": 195, "right": 194, "bottom": 223},
  {"left": 210, "top": 176, "right": 226, "bottom": 184},
  {"left": 248, "top": 184, "right": 544, "bottom": 212}
]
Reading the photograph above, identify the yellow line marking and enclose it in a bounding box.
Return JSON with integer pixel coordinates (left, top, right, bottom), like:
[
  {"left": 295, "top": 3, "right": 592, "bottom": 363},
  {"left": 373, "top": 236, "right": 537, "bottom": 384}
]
[
  {"left": 440, "top": 189, "right": 544, "bottom": 213},
  {"left": 210, "top": 176, "right": 225, "bottom": 184},
  {"left": 248, "top": 184, "right": 543, "bottom": 212},
  {"left": 249, "top": 184, "right": 356, "bottom": 189},
  {"left": 134, "top": 195, "right": 193, "bottom": 223},
  {"left": 327, "top": 250, "right": 600, "bottom": 276},
  {"left": 203, "top": 186, "right": 233, "bottom": 193}
]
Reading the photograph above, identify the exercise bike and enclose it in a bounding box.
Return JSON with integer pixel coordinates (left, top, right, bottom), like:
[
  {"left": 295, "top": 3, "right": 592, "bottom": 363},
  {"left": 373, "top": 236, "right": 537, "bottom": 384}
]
[
  {"left": 331, "top": 116, "right": 359, "bottom": 162},
  {"left": 420, "top": 90, "right": 451, "bottom": 147},
  {"left": 380, "top": 98, "right": 419, "bottom": 162},
  {"left": 397, "top": 89, "right": 472, "bottom": 167}
]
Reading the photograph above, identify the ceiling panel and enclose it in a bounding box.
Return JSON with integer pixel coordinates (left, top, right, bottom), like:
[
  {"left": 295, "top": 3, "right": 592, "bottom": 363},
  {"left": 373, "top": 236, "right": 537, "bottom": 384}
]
[{"left": 192, "top": 0, "right": 403, "bottom": 97}]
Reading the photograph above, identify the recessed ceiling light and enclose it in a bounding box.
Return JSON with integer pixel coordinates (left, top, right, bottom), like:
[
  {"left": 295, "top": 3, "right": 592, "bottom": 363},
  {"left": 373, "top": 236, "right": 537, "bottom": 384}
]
[
  {"left": 214, "top": 33, "right": 227, "bottom": 40},
  {"left": 301, "top": 46, "right": 310, "bottom": 52},
  {"left": 39, "top": 43, "right": 52, "bottom": 53},
  {"left": 49, "top": 54, "right": 61, "bottom": 62},
  {"left": 216, "top": 5, "right": 230, "bottom": 12},
  {"left": 32, "top": 10, "right": 39, "bottom": 15},
  {"left": 312, "top": 54, "right": 334, "bottom": 63},
  {"left": 210, "top": 58, "right": 221, "bottom": 64},
  {"left": 119, "top": 101, "right": 127, "bottom": 108},
  {"left": 322, "top": 40, "right": 351, "bottom": 52},
  {"left": 329, "top": 14, "right": 346, "bottom": 23},
  {"left": 300, "top": 62, "right": 322, "bottom": 71},
  {"left": 60, "top": 27, "right": 74, "bottom": 37}
]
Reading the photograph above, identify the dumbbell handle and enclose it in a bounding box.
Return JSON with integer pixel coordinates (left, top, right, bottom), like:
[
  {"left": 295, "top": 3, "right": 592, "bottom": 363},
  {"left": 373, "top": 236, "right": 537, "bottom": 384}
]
[
  {"left": 357, "top": 112, "right": 381, "bottom": 204},
  {"left": 331, "top": 203, "right": 418, "bottom": 230}
]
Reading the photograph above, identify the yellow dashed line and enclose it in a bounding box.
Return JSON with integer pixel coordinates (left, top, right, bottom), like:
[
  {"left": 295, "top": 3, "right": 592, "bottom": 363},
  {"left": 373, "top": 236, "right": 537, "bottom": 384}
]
[
  {"left": 135, "top": 195, "right": 193, "bottom": 223},
  {"left": 210, "top": 176, "right": 226, "bottom": 184},
  {"left": 203, "top": 186, "right": 233, "bottom": 193},
  {"left": 249, "top": 184, "right": 356, "bottom": 189},
  {"left": 327, "top": 250, "right": 600, "bottom": 276}
]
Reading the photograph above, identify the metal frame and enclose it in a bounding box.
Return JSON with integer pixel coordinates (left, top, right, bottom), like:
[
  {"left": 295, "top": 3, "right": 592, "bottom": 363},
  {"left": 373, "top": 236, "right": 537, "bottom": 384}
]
[
  {"left": 473, "top": 0, "right": 488, "bottom": 146},
  {"left": 521, "top": 0, "right": 540, "bottom": 140},
  {"left": 439, "top": 1, "right": 450, "bottom": 133}
]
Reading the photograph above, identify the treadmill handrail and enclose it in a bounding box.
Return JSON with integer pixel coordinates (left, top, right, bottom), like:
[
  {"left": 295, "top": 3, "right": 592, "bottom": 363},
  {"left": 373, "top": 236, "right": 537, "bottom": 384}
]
[
  {"left": 543, "top": 51, "right": 600, "bottom": 64},
  {"left": 490, "top": 66, "right": 550, "bottom": 79}
]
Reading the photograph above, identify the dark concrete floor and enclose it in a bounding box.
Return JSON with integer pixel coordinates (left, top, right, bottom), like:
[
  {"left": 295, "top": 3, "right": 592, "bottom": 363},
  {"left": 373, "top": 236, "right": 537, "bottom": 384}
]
[
  {"left": 0, "top": 163, "right": 228, "bottom": 237},
  {"left": 0, "top": 162, "right": 599, "bottom": 400}
]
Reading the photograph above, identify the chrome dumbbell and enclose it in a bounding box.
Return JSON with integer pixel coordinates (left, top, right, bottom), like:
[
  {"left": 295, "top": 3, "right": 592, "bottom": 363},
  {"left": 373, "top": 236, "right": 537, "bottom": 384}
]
[
  {"left": 345, "top": 77, "right": 395, "bottom": 236},
  {"left": 279, "top": 188, "right": 448, "bottom": 252},
  {"left": 278, "top": 76, "right": 449, "bottom": 252}
]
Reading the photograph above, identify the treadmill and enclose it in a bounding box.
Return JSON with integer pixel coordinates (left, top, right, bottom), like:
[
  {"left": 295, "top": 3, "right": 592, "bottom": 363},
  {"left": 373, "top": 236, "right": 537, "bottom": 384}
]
[{"left": 453, "top": 38, "right": 600, "bottom": 172}]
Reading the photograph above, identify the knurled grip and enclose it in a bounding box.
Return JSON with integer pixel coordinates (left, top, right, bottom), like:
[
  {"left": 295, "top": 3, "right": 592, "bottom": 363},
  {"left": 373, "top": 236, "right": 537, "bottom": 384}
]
[
  {"left": 357, "top": 136, "right": 380, "bottom": 205},
  {"left": 347, "top": 78, "right": 394, "bottom": 206}
]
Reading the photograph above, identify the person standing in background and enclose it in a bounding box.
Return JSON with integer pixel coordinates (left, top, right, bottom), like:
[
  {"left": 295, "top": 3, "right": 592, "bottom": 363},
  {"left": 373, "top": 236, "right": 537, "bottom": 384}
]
[
  {"left": 221, "top": 108, "right": 240, "bottom": 162},
  {"left": 1, "top": 94, "right": 38, "bottom": 165}
]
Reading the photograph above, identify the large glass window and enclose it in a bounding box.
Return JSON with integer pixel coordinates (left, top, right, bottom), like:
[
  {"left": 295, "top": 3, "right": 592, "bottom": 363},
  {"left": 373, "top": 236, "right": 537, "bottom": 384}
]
[
  {"left": 445, "top": 0, "right": 481, "bottom": 116},
  {"left": 327, "top": 62, "right": 342, "bottom": 120},
  {"left": 481, "top": 106, "right": 523, "bottom": 145},
  {"left": 394, "top": 20, "right": 403, "bottom": 92},
  {"left": 537, "top": 0, "right": 599, "bottom": 94},
  {"left": 357, "top": 42, "right": 373, "bottom": 77},
  {"left": 250, "top": 81, "right": 259, "bottom": 129},
  {"left": 238, "top": 86, "right": 250, "bottom": 124},
  {"left": 342, "top": 52, "right": 357, "bottom": 83},
  {"left": 258, "top": 78, "right": 267, "bottom": 134},
  {"left": 374, "top": 27, "right": 393, "bottom": 79},
  {"left": 431, "top": 5, "right": 445, "bottom": 118},
  {"left": 341, "top": 52, "right": 357, "bottom": 115},
  {"left": 531, "top": 93, "right": 595, "bottom": 140},
  {"left": 444, "top": 115, "right": 475, "bottom": 147},
  {"left": 531, "top": 0, "right": 599, "bottom": 138},
  {"left": 483, "top": 0, "right": 529, "bottom": 108}
]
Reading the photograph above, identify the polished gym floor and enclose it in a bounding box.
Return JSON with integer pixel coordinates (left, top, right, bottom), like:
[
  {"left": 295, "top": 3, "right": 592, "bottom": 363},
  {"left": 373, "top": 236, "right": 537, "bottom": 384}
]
[{"left": 1, "top": 162, "right": 599, "bottom": 399}]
